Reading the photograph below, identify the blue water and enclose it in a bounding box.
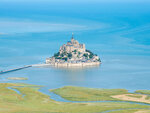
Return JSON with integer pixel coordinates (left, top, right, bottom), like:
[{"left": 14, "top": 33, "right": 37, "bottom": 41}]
[{"left": 0, "top": 1, "right": 150, "bottom": 92}]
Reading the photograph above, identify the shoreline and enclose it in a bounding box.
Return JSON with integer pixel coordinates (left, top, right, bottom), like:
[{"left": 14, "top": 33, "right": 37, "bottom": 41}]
[{"left": 33, "top": 62, "right": 101, "bottom": 67}]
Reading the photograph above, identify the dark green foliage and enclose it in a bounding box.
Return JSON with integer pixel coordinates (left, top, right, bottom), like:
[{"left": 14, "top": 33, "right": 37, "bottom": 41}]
[
  {"left": 83, "top": 53, "right": 88, "bottom": 58},
  {"left": 89, "top": 54, "right": 94, "bottom": 58},
  {"left": 54, "top": 52, "right": 69, "bottom": 59},
  {"left": 73, "top": 50, "right": 77, "bottom": 54},
  {"left": 97, "top": 58, "right": 101, "bottom": 62},
  {"left": 57, "top": 57, "right": 62, "bottom": 59},
  {"left": 86, "top": 49, "right": 91, "bottom": 53},
  {"left": 54, "top": 52, "right": 60, "bottom": 58},
  {"left": 86, "top": 49, "right": 94, "bottom": 58},
  {"left": 62, "top": 57, "right": 68, "bottom": 61},
  {"left": 68, "top": 53, "right": 72, "bottom": 59},
  {"left": 60, "top": 53, "right": 64, "bottom": 57}
]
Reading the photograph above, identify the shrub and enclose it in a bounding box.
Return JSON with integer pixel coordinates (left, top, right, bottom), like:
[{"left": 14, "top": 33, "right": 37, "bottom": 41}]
[
  {"left": 60, "top": 53, "right": 64, "bottom": 57},
  {"left": 97, "top": 58, "right": 101, "bottom": 62},
  {"left": 86, "top": 49, "right": 94, "bottom": 58},
  {"left": 68, "top": 53, "right": 72, "bottom": 59},
  {"left": 63, "top": 57, "right": 68, "bottom": 61},
  {"left": 73, "top": 50, "right": 77, "bottom": 54},
  {"left": 89, "top": 54, "right": 94, "bottom": 58},
  {"left": 83, "top": 53, "right": 88, "bottom": 58},
  {"left": 54, "top": 52, "right": 60, "bottom": 57}
]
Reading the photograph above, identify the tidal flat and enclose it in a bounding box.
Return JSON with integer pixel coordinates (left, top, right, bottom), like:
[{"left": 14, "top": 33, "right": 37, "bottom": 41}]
[
  {"left": 1, "top": 83, "right": 150, "bottom": 113},
  {"left": 50, "top": 86, "right": 150, "bottom": 104},
  {"left": 7, "top": 77, "right": 28, "bottom": 80}
]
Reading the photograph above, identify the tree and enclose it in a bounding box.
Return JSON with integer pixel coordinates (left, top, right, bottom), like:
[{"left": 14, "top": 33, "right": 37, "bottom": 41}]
[
  {"left": 83, "top": 53, "right": 88, "bottom": 58},
  {"left": 57, "top": 57, "right": 62, "bottom": 59},
  {"left": 60, "top": 53, "right": 64, "bottom": 57},
  {"left": 63, "top": 57, "right": 68, "bottom": 61},
  {"left": 86, "top": 49, "right": 92, "bottom": 53},
  {"left": 89, "top": 54, "right": 94, "bottom": 58},
  {"left": 54, "top": 52, "right": 60, "bottom": 58},
  {"left": 97, "top": 58, "right": 101, "bottom": 62},
  {"left": 68, "top": 53, "right": 72, "bottom": 59},
  {"left": 73, "top": 49, "right": 77, "bottom": 54},
  {"left": 86, "top": 49, "right": 94, "bottom": 58}
]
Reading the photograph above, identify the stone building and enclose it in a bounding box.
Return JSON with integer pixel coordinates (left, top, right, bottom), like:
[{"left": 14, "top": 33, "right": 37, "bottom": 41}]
[
  {"left": 46, "top": 34, "right": 101, "bottom": 66},
  {"left": 59, "top": 35, "right": 85, "bottom": 54}
]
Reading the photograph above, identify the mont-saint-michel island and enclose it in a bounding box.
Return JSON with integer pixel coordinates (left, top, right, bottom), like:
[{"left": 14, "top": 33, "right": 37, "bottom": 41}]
[
  {"left": 46, "top": 34, "right": 101, "bottom": 67},
  {"left": 1, "top": 0, "right": 150, "bottom": 113}
]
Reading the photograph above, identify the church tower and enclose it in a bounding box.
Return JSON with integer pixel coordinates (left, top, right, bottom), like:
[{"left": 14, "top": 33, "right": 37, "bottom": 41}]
[{"left": 71, "top": 32, "right": 75, "bottom": 43}]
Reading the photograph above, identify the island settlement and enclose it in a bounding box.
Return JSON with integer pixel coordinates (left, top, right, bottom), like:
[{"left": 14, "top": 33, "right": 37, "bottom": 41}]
[{"left": 46, "top": 34, "right": 101, "bottom": 67}]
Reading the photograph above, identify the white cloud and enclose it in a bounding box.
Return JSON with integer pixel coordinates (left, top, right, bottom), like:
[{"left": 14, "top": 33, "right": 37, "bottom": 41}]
[{"left": 0, "top": 20, "right": 88, "bottom": 33}]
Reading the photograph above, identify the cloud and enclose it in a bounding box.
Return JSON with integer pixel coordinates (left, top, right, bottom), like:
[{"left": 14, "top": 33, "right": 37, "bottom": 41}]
[
  {"left": 0, "top": 20, "right": 88, "bottom": 33},
  {"left": 0, "top": 17, "right": 107, "bottom": 34}
]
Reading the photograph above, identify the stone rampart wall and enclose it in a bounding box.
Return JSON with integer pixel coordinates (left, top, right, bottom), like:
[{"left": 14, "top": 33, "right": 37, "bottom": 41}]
[{"left": 52, "top": 62, "right": 100, "bottom": 67}]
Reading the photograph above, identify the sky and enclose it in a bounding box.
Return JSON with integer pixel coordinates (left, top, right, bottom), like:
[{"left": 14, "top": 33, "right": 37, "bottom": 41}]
[{"left": 1, "top": 0, "right": 150, "bottom": 3}]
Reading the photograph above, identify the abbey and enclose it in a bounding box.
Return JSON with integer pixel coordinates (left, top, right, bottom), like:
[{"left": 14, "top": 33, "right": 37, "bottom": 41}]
[
  {"left": 46, "top": 34, "right": 101, "bottom": 67},
  {"left": 60, "top": 36, "right": 86, "bottom": 54}
]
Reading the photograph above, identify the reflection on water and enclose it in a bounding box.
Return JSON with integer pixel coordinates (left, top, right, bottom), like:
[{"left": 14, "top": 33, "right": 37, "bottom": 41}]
[
  {"left": 34, "top": 65, "right": 100, "bottom": 84},
  {"left": 51, "top": 65, "right": 100, "bottom": 83}
]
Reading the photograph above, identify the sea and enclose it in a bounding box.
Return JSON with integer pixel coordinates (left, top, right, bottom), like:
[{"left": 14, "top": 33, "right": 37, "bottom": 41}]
[{"left": 0, "top": 0, "right": 150, "bottom": 92}]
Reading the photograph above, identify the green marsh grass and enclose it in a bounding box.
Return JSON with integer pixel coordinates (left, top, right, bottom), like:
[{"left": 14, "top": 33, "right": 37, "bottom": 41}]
[
  {"left": 0, "top": 83, "right": 150, "bottom": 113},
  {"left": 136, "top": 90, "right": 150, "bottom": 95},
  {"left": 50, "top": 86, "right": 130, "bottom": 101}
]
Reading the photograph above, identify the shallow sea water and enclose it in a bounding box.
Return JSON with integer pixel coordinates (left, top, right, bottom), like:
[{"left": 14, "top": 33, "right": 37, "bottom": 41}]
[{"left": 0, "top": 1, "right": 150, "bottom": 92}]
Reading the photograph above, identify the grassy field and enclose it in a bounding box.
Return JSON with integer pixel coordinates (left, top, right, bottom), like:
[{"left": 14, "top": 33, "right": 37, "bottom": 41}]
[
  {"left": 126, "top": 94, "right": 143, "bottom": 98},
  {"left": 136, "top": 90, "right": 150, "bottom": 95},
  {"left": 50, "top": 86, "right": 131, "bottom": 101},
  {"left": 107, "top": 109, "right": 150, "bottom": 113},
  {"left": 0, "top": 83, "right": 150, "bottom": 113},
  {"left": 135, "top": 90, "right": 150, "bottom": 100}
]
